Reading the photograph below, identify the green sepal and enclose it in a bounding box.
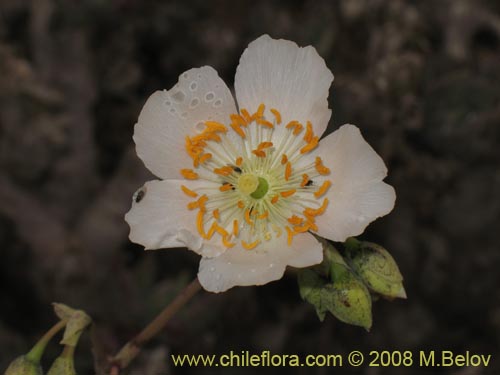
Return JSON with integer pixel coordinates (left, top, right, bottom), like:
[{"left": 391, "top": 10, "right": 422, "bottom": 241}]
[{"left": 345, "top": 238, "right": 406, "bottom": 299}]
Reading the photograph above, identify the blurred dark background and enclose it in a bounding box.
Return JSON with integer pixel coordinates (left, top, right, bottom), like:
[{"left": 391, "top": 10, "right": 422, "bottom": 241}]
[{"left": 1, "top": 0, "right": 500, "bottom": 374}]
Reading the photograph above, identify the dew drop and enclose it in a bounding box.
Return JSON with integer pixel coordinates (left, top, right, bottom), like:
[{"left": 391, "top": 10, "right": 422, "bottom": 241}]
[
  {"left": 205, "top": 92, "right": 215, "bottom": 102},
  {"left": 172, "top": 90, "right": 185, "bottom": 102},
  {"left": 213, "top": 99, "right": 222, "bottom": 108},
  {"left": 190, "top": 97, "right": 200, "bottom": 108},
  {"left": 164, "top": 100, "right": 171, "bottom": 106},
  {"left": 195, "top": 121, "right": 205, "bottom": 132},
  {"left": 190, "top": 82, "right": 198, "bottom": 91},
  {"left": 182, "top": 72, "right": 189, "bottom": 79},
  {"left": 169, "top": 107, "right": 176, "bottom": 114}
]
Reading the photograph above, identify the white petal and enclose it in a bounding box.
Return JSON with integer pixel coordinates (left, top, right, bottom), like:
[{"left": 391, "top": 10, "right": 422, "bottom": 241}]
[
  {"left": 235, "top": 35, "right": 333, "bottom": 139},
  {"left": 134, "top": 66, "right": 237, "bottom": 179},
  {"left": 124, "top": 179, "right": 226, "bottom": 257},
  {"left": 314, "top": 124, "right": 396, "bottom": 241},
  {"left": 198, "top": 232, "right": 322, "bottom": 293}
]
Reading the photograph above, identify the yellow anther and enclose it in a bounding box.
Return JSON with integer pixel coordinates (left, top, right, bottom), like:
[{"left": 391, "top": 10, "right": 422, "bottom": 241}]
[
  {"left": 205, "top": 121, "right": 228, "bottom": 133},
  {"left": 258, "top": 211, "right": 269, "bottom": 220},
  {"left": 214, "top": 166, "right": 234, "bottom": 176},
  {"left": 300, "top": 136, "right": 319, "bottom": 154},
  {"left": 180, "top": 169, "right": 199, "bottom": 179},
  {"left": 285, "top": 162, "right": 292, "bottom": 181},
  {"left": 256, "top": 118, "right": 274, "bottom": 128},
  {"left": 255, "top": 103, "right": 265, "bottom": 119},
  {"left": 315, "top": 157, "right": 331, "bottom": 175},
  {"left": 287, "top": 215, "right": 304, "bottom": 226},
  {"left": 219, "top": 183, "right": 233, "bottom": 192},
  {"left": 314, "top": 180, "right": 332, "bottom": 198},
  {"left": 240, "top": 108, "right": 252, "bottom": 123},
  {"left": 181, "top": 185, "right": 198, "bottom": 198},
  {"left": 213, "top": 209, "right": 220, "bottom": 220},
  {"left": 237, "top": 200, "right": 245, "bottom": 209},
  {"left": 304, "top": 121, "right": 314, "bottom": 143},
  {"left": 242, "top": 239, "right": 260, "bottom": 250},
  {"left": 300, "top": 174, "right": 310, "bottom": 187},
  {"left": 244, "top": 209, "right": 254, "bottom": 225},
  {"left": 230, "top": 114, "right": 247, "bottom": 127},
  {"left": 270, "top": 108, "right": 282, "bottom": 124},
  {"left": 280, "top": 189, "right": 296, "bottom": 198},
  {"left": 199, "top": 153, "right": 212, "bottom": 164},
  {"left": 233, "top": 219, "right": 239, "bottom": 236},
  {"left": 252, "top": 149, "right": 266, "bottom": 158},
  {"left": 258, "top": 141, "right": 273, "bottom": 150},
  {"left": 230, "top": 123, "right": 246, "bottom": 138}
]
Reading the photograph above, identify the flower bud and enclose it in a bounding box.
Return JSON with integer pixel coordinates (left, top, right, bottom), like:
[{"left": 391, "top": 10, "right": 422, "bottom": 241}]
[
  {"left": 325, "top": 262, "right": 373, "bottom": 331},
  {"left": 3, "top": 356, "right": 42, "bottom": 375},
  {"left": 46, "top": 348, "right": 76, "bottom": 375},
  {"left": 344, "top": 238, "right": 406, "bottom": 299}
]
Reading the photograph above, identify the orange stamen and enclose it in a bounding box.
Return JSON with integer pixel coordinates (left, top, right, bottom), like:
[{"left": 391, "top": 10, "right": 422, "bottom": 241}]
[
  {"left": 255, "top": 103, "right": 265, "bottom": 119},
  {"left": 304, "top": 121, "right": 314, "bottom": 143},
  {"left": 230, "top": 123, "right": 246, "bottom": 138},
  {"left": 214, "top": 166, "right": 234, "bottom": 176},
  {"left": 300, "top": 174, "right": 310, "bottom": 187},
  {"left": 222, "top": 235, "right": 235, "bottom": 248},
  {"left": 256, "top": 118, "right": 274, "bottom": 128},
  {"left": 258, "top": 141, "right": 273, "bottom": 150},
  {"left": 196, "top": 210, "right": 205, "bottom": 237},
  {"left": 271, "top": 195, "right": 279, "bottom": 204},
  {"left": 230, "top": 114, "right": 247, "bottom": 127},
  {"left": 285, "top": 162, "right": 292, "bottom": 181},
  {"left": 280, "top": 189, "right": 296, "bottom": 198},
  {"left": 199, "top": 153, "right": 212, "bottom": 164},
  {"left": 281, "top": 154, "right": 288, "bottom": 165},
  {"left": 314, "top": 180, "right": 332, "bottom": 198},
  {"left": 235, "top": 157, "right": 243, "bottom": 167},
  {"left": 205, "top": 121, "right": 228, "bottom": 133},
  {"left": 315, "top": 157, "right": 331, "bottom": 175},
  {"left": 213, "top": 209, "right": 220, "bottom": 220},
  {"left": 244, "top": 209, "right": 254, "bottom": 225},
  {"left": 287, "top": 215, "right": 304, "bottom": 226},
  {"left": 180, "top": 169, "right": 198, "bottom": 179},
  {"left": 300, "top": 136, "right": 319, "bottom": 153},
  {"left": 233, "top": 219, "right": 239, "bottom": 236},
  {"left": 240, "top": 108, "right": 252, "bottom": 123},
  {"left": 181, "top": 185, "right": 198, "bottom": 198},
  {"left": 258, "top": 211, "right": 269, "bottom": 220},
  {"left": 219, "top": 183, "right": 233, "bottom": 192},
  {"left": 252, "top": 149, "right": 266, "bottom": 158},
  {"left": 270, "top": 108, "right": 282, "bottom": 124},
  {"left": 242, "top": 239, "right": 260, "bottom": 250},
  {"left": 237, "top": 200, "right": 245, "bottom": 209}
]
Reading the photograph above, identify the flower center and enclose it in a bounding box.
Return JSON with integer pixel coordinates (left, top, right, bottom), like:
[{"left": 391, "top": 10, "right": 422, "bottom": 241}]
[
  {"left": 238, "top": 174, "right": 269, "bottom": 199},
  {"left": 179, "top": 103, "right": 332, "bottom": 251}
]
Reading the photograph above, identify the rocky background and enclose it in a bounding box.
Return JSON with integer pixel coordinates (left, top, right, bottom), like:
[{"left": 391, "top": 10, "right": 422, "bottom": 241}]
[{"left": 1, "top": 0, "right": 499, "bottom": 374}]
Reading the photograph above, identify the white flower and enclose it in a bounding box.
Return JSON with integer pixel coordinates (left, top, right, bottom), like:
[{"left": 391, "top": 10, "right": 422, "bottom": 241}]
[{"left": 125, "top": 35, "right": 396, "bottom": 293}]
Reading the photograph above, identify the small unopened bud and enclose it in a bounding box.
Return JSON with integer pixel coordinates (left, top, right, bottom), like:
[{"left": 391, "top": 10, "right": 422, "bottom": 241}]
[
  {"left": 345, "top": 238, "right": 406, "bottom": 299},
  {"left": 325, "top": 262, "right": 373, "bottom": 331},
  {"left": 3, "top": 356, "right": 42, "bottom": 375}
]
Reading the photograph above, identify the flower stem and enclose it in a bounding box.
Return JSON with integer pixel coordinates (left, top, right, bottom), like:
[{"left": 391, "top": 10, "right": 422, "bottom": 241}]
[
  {"left": 110, "top": 277, "right": 202, "bottom": 373},
  {"left": 26, "top": 319, "right": 67, "bottom": 363}
]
